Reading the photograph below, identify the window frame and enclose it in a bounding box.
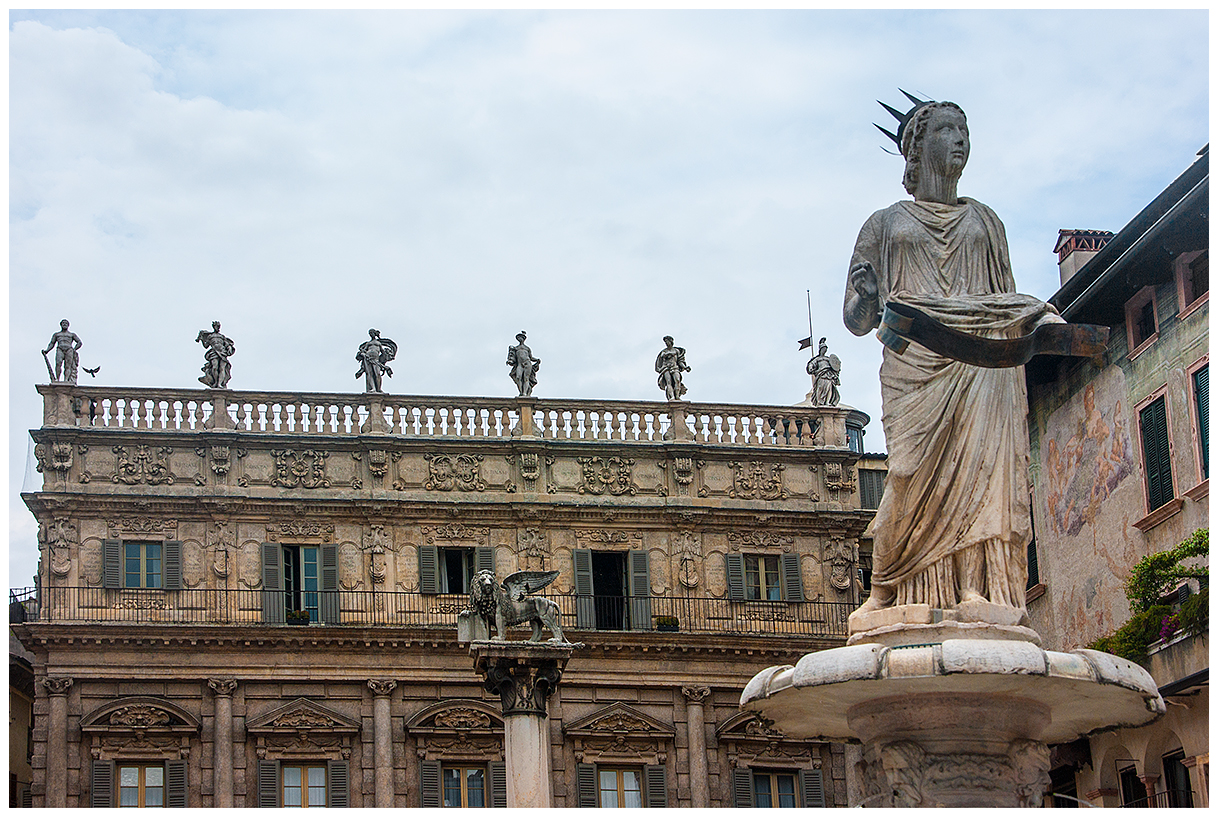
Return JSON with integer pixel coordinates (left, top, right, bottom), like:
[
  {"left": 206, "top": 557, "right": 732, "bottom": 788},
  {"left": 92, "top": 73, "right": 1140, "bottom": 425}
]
[
  {"left": 1124, "top": 285, "right": 1160, "bottom": 360},
  {"left": 744, "top": 554, "right": 783, "bottom": 601},
  {"left": 280, "top": 762, "right": 327, "bottom": 808},
  {"left": 859, "top": 468, "right": 886, "bottom": 510},
  {"left": 596, "top": 765, "right": 644, "bottom": 808},
  {"left": 752, "top": 769, "right": 799, "bottom": 808},
  {"left": 1187, "top": 356, "right": 1209, "bottom": 486},
  {"left": 124, "top": 541, "right": 163, "bottom": 589},
  {"left": 1175, "top": 249, "right": 1209, "bottom": 320},
  {"left": 439, "top": 547, "right": 476, "bottom": 595},
  {"left": 282, "top": 544, "right": 321, "bottom": 622},
  {"left": 441, "top": 764, "right": 487, "bottom": 808},
  {"left": 116, "top": 761, "right": 165, "bottom": 808},
  {"left": 1135, "top": 386, "right": 1177, "bottom": 514}
]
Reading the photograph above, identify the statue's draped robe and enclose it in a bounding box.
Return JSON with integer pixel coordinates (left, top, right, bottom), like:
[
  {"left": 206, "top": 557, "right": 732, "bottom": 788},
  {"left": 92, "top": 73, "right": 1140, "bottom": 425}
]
[{"left": 847, "top": 198, "right": 1057, "bottom": 609}]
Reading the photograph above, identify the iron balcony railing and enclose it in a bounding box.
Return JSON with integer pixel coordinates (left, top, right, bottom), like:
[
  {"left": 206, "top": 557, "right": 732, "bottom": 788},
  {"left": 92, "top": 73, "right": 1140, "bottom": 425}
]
[
  {"left": 13, "top": 585, "right": 851, "bottom": 639},
  {"left": 1123, "top": 789, "right": 1195, "bottom": 808}
]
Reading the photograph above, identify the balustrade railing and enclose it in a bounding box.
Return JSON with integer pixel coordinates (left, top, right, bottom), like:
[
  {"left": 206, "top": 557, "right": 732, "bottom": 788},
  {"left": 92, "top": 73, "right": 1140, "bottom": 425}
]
[
  {"left": 16, "top": 586, "right": 851, "bottom": 639},
  {"left": 38, "top": 385, "right": 848, "bottom": 448}
]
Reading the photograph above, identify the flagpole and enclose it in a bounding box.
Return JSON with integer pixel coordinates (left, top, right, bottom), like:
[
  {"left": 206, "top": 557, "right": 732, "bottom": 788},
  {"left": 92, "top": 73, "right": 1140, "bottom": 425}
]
[{"left": 806, "top": 290, "right": 814, "bottom": 361}]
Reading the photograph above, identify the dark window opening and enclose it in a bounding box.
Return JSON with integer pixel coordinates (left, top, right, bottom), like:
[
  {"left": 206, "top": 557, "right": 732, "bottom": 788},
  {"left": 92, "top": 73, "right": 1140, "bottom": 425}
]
[
  {"left": 1119, "top": 765, "right": 1143, "bottom": 807},
  {"left": 441, "top": 548, "right": 475, "bottom": 594},
  {"left": 1049, "top": 766, "right": 1078, "bottom": 808},
  {"left": 1135, "top": 299, "right": 1157, "bottom": 347},
  {"left": 846, "top": 427, "right": 864, "bottom": 453},
  {"left": 592, "top": 551, "right": 627, "bottom": 630},
  {"left": 282, "top": 545, "right": 319, "bottom": 622},
  {"left": 1188, "top": 251, "right": 1209, "bottom": 303},
  {"left": 1162, "top": 751, "right": 1193, "bottom": 807},
  {"left": 753, "top": 771, "right": 798, "bottom": 808}
]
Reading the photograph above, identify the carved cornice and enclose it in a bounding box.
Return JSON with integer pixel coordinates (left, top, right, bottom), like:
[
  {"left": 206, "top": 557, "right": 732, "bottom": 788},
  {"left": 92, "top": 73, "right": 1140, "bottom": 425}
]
[{"left": 421, "top": 523, "right": 490, "bottom": 544}]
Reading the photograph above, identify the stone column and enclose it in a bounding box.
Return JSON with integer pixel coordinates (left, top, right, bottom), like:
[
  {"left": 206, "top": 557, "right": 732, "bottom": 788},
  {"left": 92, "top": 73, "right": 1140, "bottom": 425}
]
[
  {"left": 682, "top": 686, "right": 710, "bottom": 808},
  {"left": 470, "top": 641, "right": 579, "bottom": 808},
  {"left": 1138, "top": 773, "right": 1159, "bottom": 804},
  {"left": 368, "top": 680, "right": 398, "bottom": 807},
  {"left": 42, "top": 677, "right": 73, "bottom": 808},
  {"left": 207, "top": 679, "right": 238, "bottom": 808}
]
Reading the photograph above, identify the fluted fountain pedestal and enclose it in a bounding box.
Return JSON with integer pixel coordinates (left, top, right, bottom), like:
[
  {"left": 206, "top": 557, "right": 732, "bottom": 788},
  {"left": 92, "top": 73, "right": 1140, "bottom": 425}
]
[{"left": 741, "top": 638, "right": 1164, "bottom": 807}]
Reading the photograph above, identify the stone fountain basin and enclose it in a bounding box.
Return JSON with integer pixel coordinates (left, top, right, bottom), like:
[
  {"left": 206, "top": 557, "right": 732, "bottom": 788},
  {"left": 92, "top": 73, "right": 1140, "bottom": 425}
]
[{"left": 740, "top": 639, "right": 1164, "bottom": 745}]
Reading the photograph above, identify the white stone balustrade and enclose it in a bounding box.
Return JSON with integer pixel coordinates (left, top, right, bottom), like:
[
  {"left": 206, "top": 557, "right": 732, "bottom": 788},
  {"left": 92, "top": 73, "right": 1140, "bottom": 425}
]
[{"left": 37, "top": 385, "right": 851, "bottom": 448}]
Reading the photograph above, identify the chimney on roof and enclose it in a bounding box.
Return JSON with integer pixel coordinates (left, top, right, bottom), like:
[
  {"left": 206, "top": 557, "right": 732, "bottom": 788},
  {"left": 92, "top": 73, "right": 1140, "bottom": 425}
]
[{"left": 1054, "top": 229, "right": 1114, "bottom": 285}]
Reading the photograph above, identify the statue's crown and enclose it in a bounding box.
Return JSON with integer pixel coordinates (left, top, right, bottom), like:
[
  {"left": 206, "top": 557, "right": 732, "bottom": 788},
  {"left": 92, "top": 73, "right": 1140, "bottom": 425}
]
[{"left": 875, "top": 89, "right": 933, "bottom": 154}]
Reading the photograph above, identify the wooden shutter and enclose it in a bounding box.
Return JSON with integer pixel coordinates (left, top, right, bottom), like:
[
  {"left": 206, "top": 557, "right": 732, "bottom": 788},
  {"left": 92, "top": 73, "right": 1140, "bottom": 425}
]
[
  {"left": 628, "top": 549, "right": 652, "bottom": 630},
  {"left": 726, "top": 553, "right": 745, "bottom": 601},
  {"left": 327, "top": 760, "right": 349, "bottom": 807},
  {"left": 576, "top": 763, "right": 598, "bottom": 808},
  {"left": 21, "top": 789, "right": 32, "bottom": 808},
  {"left": 418, "top": 544, "right": 440, "bottom": 595},
  {"left": 419, "top": 759, "right": 442, "bottom": 808},
  {"left": 1140, "top": 397, "right": 1174, "bottom": 510},
  {"left": 732, "top": 767, "right": 753, "bottom": 808},
  {"left": 644, "top": 764, "right": 667, "bottom": 807},
  {"left": 780, "top": 553, "right": 804, "bottom": 602},
  {"left": 320, "top": 544, "right": 340, "bottom": 624},
  {"left": 860, "top": 469, "right": 885, "bottom": 509},
  {"left": 1026, "top": 540, "right": 1040, "bottom": 588},
  {"left": 91, "top": 759, "right": 114, "bottom": 808},
  {"left": 261, "top": 543, "right": 285, "bottom": 624},
  {"left": 165, "top": 759, "right": 187, "bottom": 808},
  {"left": 476, "top": 546, "right": 496, "bottom": 574},
  {"left": 103, "top": 540, "right": 122, "bottom": 589},
  {"left": 799, "top": 768, "right": 825, "bottom": 807},
  {"left": 573, "top": 549, "right": 595, "bottom": 629},
  {"left": 489, "top": 760, "right": 507, "bottom": 808},
  {"left": 1195, "top": 365, "right": 1209, "bottom": 478},
  {"left": 257, "top": 759, "right": 279, "bottom": 808},
  {"left": 163, "top": 540, "right": 183, "bottom": 590}
]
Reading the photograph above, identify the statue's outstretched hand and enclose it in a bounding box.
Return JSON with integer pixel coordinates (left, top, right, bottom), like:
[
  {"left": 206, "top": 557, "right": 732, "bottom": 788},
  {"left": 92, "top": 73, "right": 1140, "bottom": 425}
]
[{"left": 849, "top": 261, "right": 879, "bottom": 301}]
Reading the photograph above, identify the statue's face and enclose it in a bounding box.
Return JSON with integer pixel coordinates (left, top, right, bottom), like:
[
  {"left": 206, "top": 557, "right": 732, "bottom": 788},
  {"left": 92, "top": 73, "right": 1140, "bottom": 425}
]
[
  {"left": 60, "top": 320, "right": 69, "bottom": 329},
  {"left": 921, "top": 107, "right": 969, "bottom": 178}
]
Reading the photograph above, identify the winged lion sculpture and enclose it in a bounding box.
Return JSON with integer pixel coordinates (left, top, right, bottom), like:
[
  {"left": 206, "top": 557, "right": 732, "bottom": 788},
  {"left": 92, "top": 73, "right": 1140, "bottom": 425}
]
[{"left": 466, "top": 569, "right": 566, "bottom": 643}]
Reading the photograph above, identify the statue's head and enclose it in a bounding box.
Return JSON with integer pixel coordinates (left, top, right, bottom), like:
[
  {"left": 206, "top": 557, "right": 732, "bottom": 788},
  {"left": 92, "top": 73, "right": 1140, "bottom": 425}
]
[
  {"left": 470, "top": 569, "right": 498, "bottom": 599},
  {"left": 663, "top": 335, "right": 674, "bottom": 347},
  {"left": 212, "top": 320, "right": 221, "bottom": 331},
  {"left": 901, "top": 101, "right": 968, "bottom": 195},
  {"left": 819, "top": 337, "right": 828, "bottom": 353},
  {"left": 516, "top": 332, "right": 527, "bottom": 342},
  {"left": 60, "top": 319, "right": 70, "bottom": 330},
  {"left": 369, "top": 328, "right": 379, "bottom": 338}
]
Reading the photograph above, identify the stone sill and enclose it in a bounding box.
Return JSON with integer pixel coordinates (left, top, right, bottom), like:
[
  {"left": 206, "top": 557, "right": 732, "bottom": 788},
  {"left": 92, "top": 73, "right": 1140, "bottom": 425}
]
[
  {"left": 1184, "top": 479, "right": 1209, "bottom": 501},
  {"left": 1128, "top": 331, "right": 1159, "bottom": 362},
  {"left": 1148, "top": 631, "right": 1195, "bottom": 657},
  {"left": 1025, "top": 583, "right": 1047, "bottom": 604},
  {"left": 1133, "top": 498, "right": 1184, "bottom": 532},
  {"left": 1179, "top": 292, "right": 1209, "bottom": 321}
]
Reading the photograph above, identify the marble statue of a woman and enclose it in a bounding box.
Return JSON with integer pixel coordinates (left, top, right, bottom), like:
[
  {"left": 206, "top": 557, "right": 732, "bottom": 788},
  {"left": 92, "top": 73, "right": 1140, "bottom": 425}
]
[{"left": 844, "top": 100, "right": 1066, "bottom": 632}]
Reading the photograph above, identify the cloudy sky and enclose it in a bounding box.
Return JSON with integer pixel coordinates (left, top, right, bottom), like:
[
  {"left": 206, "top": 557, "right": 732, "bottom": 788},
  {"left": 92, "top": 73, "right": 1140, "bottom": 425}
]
[{"left": 8, "top": 9, "right": 1209, "bottom": 584}]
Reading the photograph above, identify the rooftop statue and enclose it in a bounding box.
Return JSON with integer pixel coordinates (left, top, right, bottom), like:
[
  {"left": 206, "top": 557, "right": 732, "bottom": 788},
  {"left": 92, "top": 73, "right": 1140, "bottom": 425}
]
[
  {"left": 807, "top": 337, "right": 841, "bottom": 406},
  {"left": 506, "top": 331, "right": 540, "bottom": 397},
  {"left": 845, "top": 96, "right": 1103, "bottom": 628},
  {"left": 466, "top": 569, "right": 566, "bottom": 643},
  {"left": 42, "top": 319, "right": 83, "bottom": 384},
  {"left": 195, "top": 321, "right": 235, "bottom": 389},
  {"left": 655, "top": 336, "right": 690, "bottom": 401},
  {"left": 355, "top": 329, "right": 397, "bottom": 393}
]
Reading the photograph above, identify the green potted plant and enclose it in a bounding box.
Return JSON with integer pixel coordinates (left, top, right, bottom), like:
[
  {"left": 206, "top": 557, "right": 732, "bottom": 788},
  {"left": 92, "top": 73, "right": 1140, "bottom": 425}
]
[
  {"left": 286, "top": 610, "right": 310, "bottom": 625},
  {"left": 654, "top": 615, "right": 679, "bottom": 632}
]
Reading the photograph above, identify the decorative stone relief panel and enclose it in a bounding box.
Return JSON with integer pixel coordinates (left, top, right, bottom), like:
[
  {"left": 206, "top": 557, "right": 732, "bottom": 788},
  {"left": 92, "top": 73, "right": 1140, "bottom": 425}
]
[
  {"left": 577, "top": 457, "right": 638, "bottom": 496},
  {"left": 671, "top": 531, "right": 702, "bottom": 590},
  {"left": 107, "top": 518, "right": 178, "bottom": 539},
  {"left": 565, "top": 704, "right": 674, "bottom": 765},
  {"left": 209, "top": 522, "right": 235, "bottom": 580},
  {"left": 517, "top": 528, "right": 551, "bottom": 571},
  {"left": 81, "top": 697, "right": 201, "bottom": 761},
  {"left": 421, "top": 524, "right": 491, "bottom": 546},
  {"left": 237, "top": 540, "right": 264, "bottom": 590},
  {"left": 726, "top": 531, "right": 795, "bottom": 552},
  {"left": 339, "top": 542, "right": 364, "bottom": 590},
  {"left": 424, "top": 453, "right": 486, "bottom": 492},
  {"left": 112, "top": 445, "right": 175, "bottom": 485},
  {"left": 728, "top": 461, "right": 786, "bottom": 500},
  {"left": 270, "top": 449, "right": 330, "bottom": 489},
  {"left": 181, "top": 540, "right": 205, "bottom": 588},
  {"left": 34, "top": 441, "right": 73, "bottom": 474},
  {"left": 573, "top": 530, "right": 644, "bottom": 547},
  {"left": 822, "top": 460, "right": 856, "bottom": 495},
  {"left": 824, "top": 538, "right": 855, "bottom": 593},
  {"left": 717, "top": 713, "right": 822, "bottom": 769},
  {"left": 80, "top": 538, "right": 103, "bottom": 586},
  {"left": 407, "top": 700, "right": 505, "bottom": 762},
  {"left": 265, "top": 521, "right": 335, "bottom": 543},
  {"left": 246, "top": 698, "right": 359, "bottom": 761}
]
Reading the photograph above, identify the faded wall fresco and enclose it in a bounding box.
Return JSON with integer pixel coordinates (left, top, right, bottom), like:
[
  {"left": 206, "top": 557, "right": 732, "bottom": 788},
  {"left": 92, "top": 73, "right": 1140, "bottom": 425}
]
[{"left": 1042, "top": 381, "right": 1135, "bottom": 538}]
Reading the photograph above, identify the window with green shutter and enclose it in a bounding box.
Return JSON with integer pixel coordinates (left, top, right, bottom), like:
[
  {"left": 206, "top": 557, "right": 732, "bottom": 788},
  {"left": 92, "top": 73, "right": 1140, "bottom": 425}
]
[
  {"left": 1194, "top": 364, "right": 1209, "bottom": 479},
  {"left": 1139, "top": 395, "right": 1175, "bottom": 511}
]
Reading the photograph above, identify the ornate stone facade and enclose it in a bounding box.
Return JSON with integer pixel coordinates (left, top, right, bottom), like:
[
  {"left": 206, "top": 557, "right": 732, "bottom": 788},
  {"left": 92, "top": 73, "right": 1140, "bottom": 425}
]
[{"left": 15, "top": 386, "right": 872, "bottom": 807}]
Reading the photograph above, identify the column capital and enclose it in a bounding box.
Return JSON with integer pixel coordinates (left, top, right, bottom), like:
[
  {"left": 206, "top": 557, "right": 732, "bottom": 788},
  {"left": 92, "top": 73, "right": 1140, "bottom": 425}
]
[
  {"left": 470, "top": 640, "right": 578, "bottom": 717},
  {"left": 368, "top": 679, "right": 397, "bottom": 697},
  {"left": 682, "top": 686, "right": 711, "bottom": 703},
  {"left": 42, "top": 677, "right": 73, "bottom": 696},
  {"left": 208, "top": 678, "right": 238, "bottom": 696}
]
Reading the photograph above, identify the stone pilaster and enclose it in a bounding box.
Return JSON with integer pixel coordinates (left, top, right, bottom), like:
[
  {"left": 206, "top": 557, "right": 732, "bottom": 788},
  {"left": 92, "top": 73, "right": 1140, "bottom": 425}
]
[
  {"left": 470, "top": 640, "right": 579, "bottom": 807},
  {"left": 42, "top": 677, "right": 73, "bottom": 808},
  {"left": 682, "top": 686, "right": 711, "bottom": 808},
  {"left": 368, "top": 679, "right": 398, "bottom": 807},
  {"left": 207, "top": 679, "right": 238, "bottom": 808}
]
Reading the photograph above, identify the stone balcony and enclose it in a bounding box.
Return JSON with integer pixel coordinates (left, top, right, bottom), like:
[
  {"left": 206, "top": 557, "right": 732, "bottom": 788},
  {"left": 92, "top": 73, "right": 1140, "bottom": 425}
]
[{"left": 30, "top": 385, "right": 863, "bottom": 511}]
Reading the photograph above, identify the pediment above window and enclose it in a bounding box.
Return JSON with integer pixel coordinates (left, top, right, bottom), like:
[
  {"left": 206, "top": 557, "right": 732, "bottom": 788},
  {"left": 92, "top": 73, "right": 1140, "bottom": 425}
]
[
  {"left": 717, "top": 712, "right": 822, "bottom": 768},
  {"left": 564, "top": 703, "right": 674, "bottom": 766},
  {"left": 246, "top": 698, "right": 360, "bottom": 761},
  {"left": 407, "top": 699, "right": 504, "bottom": 762},
  {"left": 81, "top": 696, "right": 199, "bottom": 761}
]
